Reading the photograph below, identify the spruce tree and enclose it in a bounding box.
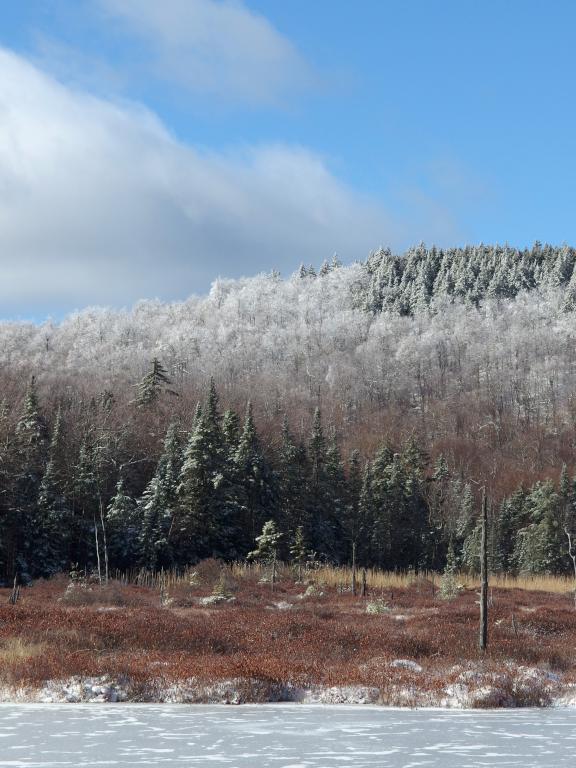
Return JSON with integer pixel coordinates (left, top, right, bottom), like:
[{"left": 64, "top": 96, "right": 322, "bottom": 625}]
[
  {"left": 35, "top": 409, "right": 70, "bottom": 574},
  {"left": 107, "top": 479, "right": 138, "bottom": 569},
  {"left": 277, "top": 416, "right": 308, "bottom": 544},
  {"left": 248, "top": 519, "right": 282, "bottom": 588},
  {"left": 175, "top": 383, "right": 235, "bottom": 562},
  {"left": 513, "top": 481, "right": 566, "bottom": 574},
  {"left": 248, "top": 519, "right": 283, "bottom": 562},
  {"left": 222, "top": 409, "right": 240, "bottom": 453},
  {"left": 289, "top": 525, "right": 311, "bottom": 581},
  {"left": 70, "top": 440, "right": 99, "bottom": 572},
  {"left": 233, "top": 402, "right": 276, "bottom": 553},
  {"left": 358, "top": 459, "right": 376, "bottom": 566},
  {"left": 368, "top": 445, "right": 395, "bottom": 568},
  {"left": 11, "top": 378, "right": 48, "bottom": 577},
  {"left": 139, "top": 422, "right": 182, "bottom": 569},
  {"left": 305, "top": 409, "right": 339, "bottom": 560},
  {"left": 343, "top": 449, "right": 363, "bottom": 562},
  {"left": 133, "top": 358, "right": 175, "bottom": 407}
]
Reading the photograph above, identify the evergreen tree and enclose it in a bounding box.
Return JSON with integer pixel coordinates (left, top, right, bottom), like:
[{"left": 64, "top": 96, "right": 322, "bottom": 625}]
[
  {"left": 368, "top": 445, "right": 396, "bottom": 568},
  {"left": 222, "top": 409, "right": 240, "bottom": 453},
  {"left": 70, "top": 440, "right": 99, "bottom": 571},
  {"left": 10, "top": 378, "right": 48, "bottom": 577},
  {"left": 513, "top": 481, "right": 566, "bottom": 574},
  {"left": 233, "top": 402, "right": 276, "bottom": 553},
  {"left": 439, "top": 538, "right": 460, "bottom": 599},
  {"left": 248, "top": 519, "right": 283, "bottom": 588},
  {"left": 342, "top": 449, "right": 363, "bottom": 562},
  {"left": 175, "top": 383, "right": 235, "bottom": 562},
  {"left": 248, "top": 519, "right": 283, "bottom": 563},
  {"left": 133, "top": 358, "right": 175, "bottom": 407},
  {"left": 107, "top": 479, "right": 138, "bottom": 569},
  {"left": 289, "top": 525, "right": 311, "bottom": 580},
  {"left": 305, "top": 409, "right": 340, "bottom": 560},
  {"left": 35, "top": 409, "right": 70, "bottom": 574},
  {"left": 357, "top": 460, "right": 376, "bottom": 566},
  {"left": 276, "top": 416, "right": 308, "bottom": 545},
  {"left": 139, "top": 423, "right": 182, "bottom": 569}
]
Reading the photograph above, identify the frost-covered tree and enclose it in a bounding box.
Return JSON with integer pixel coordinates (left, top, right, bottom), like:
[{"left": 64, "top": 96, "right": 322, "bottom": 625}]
[
  {"left": 305, "top": 409, "right": 341, "bottom": 561},
  {"left": 248, "top": 519, "right": 283, "bottom": 562},
  {"left": 513, "top": 481, "right": 566, "bottom": 574},
  {"left": 289, "top": 525, "right": 311, "bottom": 581},
  {"left": 107, "top": 479, "right": 138, "bottom": 569},
  {"left": 35, "top": 409, "right": 70, "bottom": 574},
  {"left": 138, "top": 422, "right": 182, "bottom": 569},
  {"left": 133, "top": 358, "right": 175, "bottom": 407},
  {"left": 175, "top": 382, "right": 237, "bottom": 562},
  {"left": 276, "top": 416, "right": 308, "bottom": 543},
  {"left": 248, "top": 519, "right": 283, "bottom": 587},
  {"left": 10, "top": 378, "right": 49, "bottom": 577},
  {"left": 232, "top": 402, "right": 276, "bottom": 552}
]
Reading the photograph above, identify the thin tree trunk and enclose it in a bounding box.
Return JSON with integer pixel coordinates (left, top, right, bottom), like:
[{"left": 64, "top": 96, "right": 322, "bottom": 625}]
[
  {"left": 8, "top": 574, "right": 19, "bottom": 605},
  {"left": 351, "top": 541, "right": 357, "bottom": 596},
  {"left": 479, "top": 488, "right": 488, "bottom": 652},
  {"left": 93, "top": 511, "right": 102, "bottom": 585},
  {"left": 99, "top": 495, "right": 109, "bottom": 584},
  {"left": 564, "top": 527, "right": 576, "bottom": 610}
]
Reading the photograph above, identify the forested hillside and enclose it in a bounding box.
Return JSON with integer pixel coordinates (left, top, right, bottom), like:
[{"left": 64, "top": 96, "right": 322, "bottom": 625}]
[{"left": 2, "top": 243, "right": 576, "bottom": 581}]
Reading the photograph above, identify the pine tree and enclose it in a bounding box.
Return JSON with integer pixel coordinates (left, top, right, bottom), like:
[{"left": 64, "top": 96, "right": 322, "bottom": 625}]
[
  {"left": 233, "top": 402, "right": 276, "bottom": 554},
  {"left": 222, "top": 409, "right": 240, "bottom": 453},
  {"left": 248, "top": 519, "right": 282, "bottom": 588},
  {"left": 513, "top": 481, "right": 566, "bottom": 574},
  {"left": 15, "top": 377, "right": 47, "bottom": 459},
  {"left": 107, "top": 479, "right": 138, "bottom": 569},
  {"left": 70, "top": 440, "right": 99, "bottom": 572},
  {"left": 139, "top": 423, "right": 182, "bottom": 569},
  {"left": 343, "top": 449, "right": 363, "bottom": 561},
  {"left": 133, "top": 358, "right": 175, "bottom": 407},
  {"left": 439, "top": 538, "right": 460, "bottom": 599},
  {"left": 323, "top": 436, "right": 346, "bottom": 560},
  {"left": 289, "top": 525, "right": 311, "bottom": 581},
  {"left": 175, "top": 383, "right": 234, "bottom": 562},
  {"left": 11, "top": 378, "right": 49, "bottom": 577},
  {"left": 248, "top": 519, "right": 283, "bottom": 562},
  {"left": 305, "top": 409, "right": 340, "bottom": 560},
  {"left": 368, "top": 445, "right": 395, "bottom": 568},
  {"left": 276, "top": 416, "right": 308, "bottom": 545},
  {"left": 356, "top": 460, "right": 375, "bottom": 566},
  {"left": 35, "top": 409, "right": 70, "bottom": 574}
]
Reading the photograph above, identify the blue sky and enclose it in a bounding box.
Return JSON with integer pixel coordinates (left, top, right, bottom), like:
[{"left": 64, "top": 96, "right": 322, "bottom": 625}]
[{"left": 0, "top": 0, "right": 574, "bottom": 318}]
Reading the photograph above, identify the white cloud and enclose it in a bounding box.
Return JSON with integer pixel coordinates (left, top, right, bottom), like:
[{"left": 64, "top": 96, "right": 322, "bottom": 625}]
[
  {"left": 0, "top": 47, "right": 406, "bottom": 315},
  {"left": 96, "top": 0, "right": 312, "bottom": 105}
]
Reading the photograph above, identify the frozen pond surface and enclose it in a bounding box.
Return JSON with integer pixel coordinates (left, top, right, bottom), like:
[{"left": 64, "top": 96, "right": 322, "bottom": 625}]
[{"left": 1, "top": 704, "right": 575, "bottom": 767}]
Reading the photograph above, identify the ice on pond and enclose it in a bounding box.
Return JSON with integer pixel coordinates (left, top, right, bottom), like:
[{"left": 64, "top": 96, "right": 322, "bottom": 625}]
[{"left": 0, "top": 704, "right": 575, "bottom": 767}]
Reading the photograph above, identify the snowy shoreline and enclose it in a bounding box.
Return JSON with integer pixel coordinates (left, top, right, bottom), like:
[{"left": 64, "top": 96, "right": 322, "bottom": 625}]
[{"left": 1, "top": 667, "right": 574, "bottom": 709}]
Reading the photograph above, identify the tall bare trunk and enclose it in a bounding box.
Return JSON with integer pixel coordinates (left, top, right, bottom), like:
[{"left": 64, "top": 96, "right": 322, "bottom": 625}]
[
  {"left": 351, "top": 541, "right": 357, "bottom": 596},
  {"left": 99, "top": 496, "right": 109, "bottom": 584},
  {"left": 565, "top": 527, "right": 576, "bottom": 610},
  {"left": 479, "top": 488, "right": 488, "bottom": 652},
  {"left": 93, "top": 511, "right": 102, "bottom": 585}
]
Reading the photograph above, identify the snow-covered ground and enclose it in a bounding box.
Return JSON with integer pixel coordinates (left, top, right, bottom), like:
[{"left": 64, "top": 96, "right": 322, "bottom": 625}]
[{"left": 0, "top": 661, "right": 571, "bottom": 709}]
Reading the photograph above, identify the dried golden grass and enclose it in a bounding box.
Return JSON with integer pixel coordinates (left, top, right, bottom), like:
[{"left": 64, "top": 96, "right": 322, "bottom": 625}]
[
  {"left": 0, "top": 638, "right": 46, "bottom": 664},
  {"left": 116, "top": 563, "right": 576, "bottom": 596}
]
